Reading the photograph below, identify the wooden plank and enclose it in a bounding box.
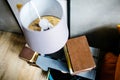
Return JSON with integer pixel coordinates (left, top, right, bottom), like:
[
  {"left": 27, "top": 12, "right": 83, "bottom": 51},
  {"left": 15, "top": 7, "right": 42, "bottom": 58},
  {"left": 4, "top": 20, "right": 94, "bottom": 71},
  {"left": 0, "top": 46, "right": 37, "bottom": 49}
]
[{"left": 0, "top": 31, "right": 47, "bottom": 80}]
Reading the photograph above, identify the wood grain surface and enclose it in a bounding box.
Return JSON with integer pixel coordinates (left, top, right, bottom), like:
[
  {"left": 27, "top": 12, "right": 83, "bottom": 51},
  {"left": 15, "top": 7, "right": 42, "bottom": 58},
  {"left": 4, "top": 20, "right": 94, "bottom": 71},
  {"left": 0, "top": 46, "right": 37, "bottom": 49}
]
[{"left": 0, "top": 31, "right": 47, "bottom": 80}]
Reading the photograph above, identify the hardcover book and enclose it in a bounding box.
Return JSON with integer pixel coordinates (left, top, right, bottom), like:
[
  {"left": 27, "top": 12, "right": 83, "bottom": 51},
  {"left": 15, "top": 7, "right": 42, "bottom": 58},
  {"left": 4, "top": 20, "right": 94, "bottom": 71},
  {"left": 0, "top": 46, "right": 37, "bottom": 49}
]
[{"left": 64, "top": 36, "right": 96, "bottom": 74}]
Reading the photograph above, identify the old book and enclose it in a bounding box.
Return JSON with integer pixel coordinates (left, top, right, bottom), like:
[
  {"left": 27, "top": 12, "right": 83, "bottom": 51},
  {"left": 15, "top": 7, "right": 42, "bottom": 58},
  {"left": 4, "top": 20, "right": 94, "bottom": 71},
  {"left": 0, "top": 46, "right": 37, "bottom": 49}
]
[{"left": 64, "top": 36, "right": 96, "bottom": 74}]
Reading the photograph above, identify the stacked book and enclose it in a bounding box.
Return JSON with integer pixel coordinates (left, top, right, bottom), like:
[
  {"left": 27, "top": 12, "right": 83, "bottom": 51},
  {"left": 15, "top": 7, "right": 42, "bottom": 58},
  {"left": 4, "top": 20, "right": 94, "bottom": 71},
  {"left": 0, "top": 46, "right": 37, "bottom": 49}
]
[
  {"left": 19, "top": 35, "right": 99, "bottom": 80},
  {"left": 64, "top": 36, "right": 96, "bottom": 74},
  {"left": 47, "top": 35, "right": 99, "bottom": 80}
]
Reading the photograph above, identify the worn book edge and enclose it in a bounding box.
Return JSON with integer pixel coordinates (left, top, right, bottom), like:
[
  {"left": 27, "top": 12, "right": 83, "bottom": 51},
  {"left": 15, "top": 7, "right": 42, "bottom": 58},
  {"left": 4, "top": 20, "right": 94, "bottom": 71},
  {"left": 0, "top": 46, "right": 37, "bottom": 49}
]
[
  {"left": 64, "top": 36, "right": 96, "bottom": 75},
  {"left": 64, "top": 45, "right": 73, "bottom": 74}
]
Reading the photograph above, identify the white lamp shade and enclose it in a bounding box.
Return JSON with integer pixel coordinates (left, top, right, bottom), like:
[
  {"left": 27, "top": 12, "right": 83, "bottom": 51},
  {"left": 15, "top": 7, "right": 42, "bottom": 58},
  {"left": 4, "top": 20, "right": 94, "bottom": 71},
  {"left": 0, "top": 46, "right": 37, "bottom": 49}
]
[{"left": 20, "top": 0, "right": 69, "bottom": 54}]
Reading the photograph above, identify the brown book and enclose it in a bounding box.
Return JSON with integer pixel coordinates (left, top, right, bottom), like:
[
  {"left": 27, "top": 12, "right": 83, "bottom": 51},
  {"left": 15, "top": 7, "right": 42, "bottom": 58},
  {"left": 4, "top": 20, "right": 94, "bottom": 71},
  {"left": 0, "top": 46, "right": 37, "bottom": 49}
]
[{"left": 64, "top": 36, "right": 96, "bottom": 74}]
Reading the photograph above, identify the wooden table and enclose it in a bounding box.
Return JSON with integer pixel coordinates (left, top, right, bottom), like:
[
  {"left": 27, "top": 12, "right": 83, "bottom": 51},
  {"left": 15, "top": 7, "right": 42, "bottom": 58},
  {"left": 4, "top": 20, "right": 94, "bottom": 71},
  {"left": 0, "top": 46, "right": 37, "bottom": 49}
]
[{"left": 0, "top": 31, "right": 47, "bottom": 80}]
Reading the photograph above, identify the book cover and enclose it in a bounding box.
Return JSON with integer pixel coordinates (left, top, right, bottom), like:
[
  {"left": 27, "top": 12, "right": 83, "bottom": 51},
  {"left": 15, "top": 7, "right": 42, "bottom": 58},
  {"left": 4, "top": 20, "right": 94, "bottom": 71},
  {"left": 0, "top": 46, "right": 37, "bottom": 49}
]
[{"left": 64, "top": 36, "right": 96, "bottom": 74}]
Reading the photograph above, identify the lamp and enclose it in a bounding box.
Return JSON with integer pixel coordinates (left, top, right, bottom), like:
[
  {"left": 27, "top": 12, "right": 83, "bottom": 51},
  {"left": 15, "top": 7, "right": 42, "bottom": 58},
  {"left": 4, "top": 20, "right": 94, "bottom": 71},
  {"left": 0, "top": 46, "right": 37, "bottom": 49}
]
[{"left": 19, "top": 0, "right": 69, "bottom": 54}]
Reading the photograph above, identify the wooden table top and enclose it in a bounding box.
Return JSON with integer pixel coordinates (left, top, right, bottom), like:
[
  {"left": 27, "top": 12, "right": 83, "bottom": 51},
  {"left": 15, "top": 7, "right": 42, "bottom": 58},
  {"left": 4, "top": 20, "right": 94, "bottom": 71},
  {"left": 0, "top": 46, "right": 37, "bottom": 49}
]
[{"left": 0, "top": 31, "right": 47, "bottom": 80}]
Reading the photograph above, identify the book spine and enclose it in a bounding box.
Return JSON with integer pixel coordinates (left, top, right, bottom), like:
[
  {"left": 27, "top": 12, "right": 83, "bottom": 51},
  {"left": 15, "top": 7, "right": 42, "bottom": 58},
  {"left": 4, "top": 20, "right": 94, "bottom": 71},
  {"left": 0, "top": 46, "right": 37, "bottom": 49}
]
[{"left": 64, "top": 45, "right": 73, "bottom": 74}]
